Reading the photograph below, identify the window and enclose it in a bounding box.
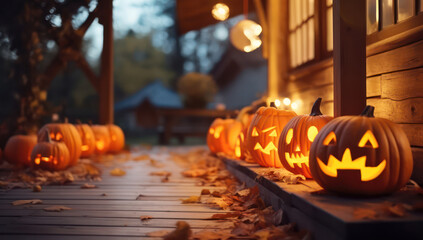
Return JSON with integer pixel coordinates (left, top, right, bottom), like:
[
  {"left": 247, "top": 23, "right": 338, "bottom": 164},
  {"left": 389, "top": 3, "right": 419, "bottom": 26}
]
[
  {"left": 288, "top": 0, "right": 333, "bottom": 69},
  {"left": 367, "top": 0, "right": 421, "bottom": 34}
]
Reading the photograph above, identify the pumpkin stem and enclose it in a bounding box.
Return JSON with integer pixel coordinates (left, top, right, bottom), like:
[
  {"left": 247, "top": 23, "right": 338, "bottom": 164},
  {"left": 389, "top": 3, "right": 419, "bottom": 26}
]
[
  {"left": 269, "top": 102, "right": 277, "bottom": 108},
  {"left": 76, "top": 119, "right": 82, "bottom": 124},
  {"left": 310, "top": 98, "right": 323, "bottom": 116},
  {"left": 360, "top": 105, "right": 375, "bottom": 117},
  {"left": 64, "top": 117, "right": 69, "bottom": 124}
]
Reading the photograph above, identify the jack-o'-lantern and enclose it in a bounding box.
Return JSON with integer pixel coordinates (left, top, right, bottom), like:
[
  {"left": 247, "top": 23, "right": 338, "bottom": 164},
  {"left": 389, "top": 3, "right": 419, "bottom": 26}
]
[
  {"left": 4, "top": 135, "right": 37, "bottom": 167},
  {"left": 309, "top": 106, "right": 413, "bottom": 196},
  {"left": 246, "top": 106, "right": 296, "bottom": 167},
  {"left": 91, "top": 125, "right": 111, "bottom": 154},
  {"left": 207, "top": 118, "right": 243, "bottom": 155},
  {"left": 235, "top": 109, "right": 255, "bottom": 160},
  {"left": 31, "top": 130, "right": 70, "bottom": 171},
  {"left": 75, "top": 124, "right": 96, "bottom": 158},
  {"left": 278, "top": 98, "right": 333, "bottom": 178},
  {"left": 106, "top": 124, "right": 125, "bottom": 153},
  {"left": 38, "top": 123, "right": 82, "bottom": 166}
]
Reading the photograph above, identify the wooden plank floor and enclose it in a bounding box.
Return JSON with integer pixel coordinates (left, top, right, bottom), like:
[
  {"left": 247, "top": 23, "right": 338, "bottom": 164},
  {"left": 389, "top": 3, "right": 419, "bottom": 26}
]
[{"left": 0, "top": 147, "right": 231, "bottom": 239}]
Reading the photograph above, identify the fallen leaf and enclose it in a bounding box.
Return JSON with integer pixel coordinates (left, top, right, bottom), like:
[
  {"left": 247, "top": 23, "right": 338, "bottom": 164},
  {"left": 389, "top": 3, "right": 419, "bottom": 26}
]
[
  {"left": 231, "top": 222, "right": 254, "bottom": 236},
  {"left": 150, "top": 171, "right": 171, "bottom": 177},
  {"left": 161, "top": 175, "right": 170, "bottom": 182},
  {"left": 181, "top": 196, "right": 201, "bottom": 204},
  {"left": 81, "top": 183, "right": 97, "bottom": 189},
  {"left": 164, "top": 221, "right": 191, "bottom": 240},
  {"left": 182, "top": 169, "right": 207, "bottom": 178},
  {"left": 236, "top": 189, "right": 250, "bottom": 197},
  {"left": 136, "top": 194, "right": 145, "bottom": 200},
  {"left": 200, "top": 189, "right": 210, "bottom": 195},
  {"left": 110, "top": 168, "right": 126, "bottom": 176},
  {"left": 150, "top": 158, "right": 165, "bottom": 168},
  {"left": 12, "top": 199, "right": 42, "bottom": 206},
  {"left": 133, "top": 154, "right": 150, "bottom": 161},
  {"left": 353, "top": 208, "right": 378, "bottom": 220},
  {"left": 386, "top": 204, "right": 406, "bottom": 217},
  {"left": 43, "top": 206, "right": 72, "bottom": 212},
  {"left": 140, "top": 215, "right": 153, "bottom": 221},
  {"left": 32, "top": 185, "right": 42, "bottom": 192},
  {"left": 209, "top": 212, "right": 241, "bottom": 220},
  {"left": 101, "top": 193, "right": 107, "bottom": 196}
]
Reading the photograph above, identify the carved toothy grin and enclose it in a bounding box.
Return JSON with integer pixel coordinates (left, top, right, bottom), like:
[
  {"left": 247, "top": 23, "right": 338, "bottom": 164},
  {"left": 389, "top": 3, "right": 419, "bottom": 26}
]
[
  {"left": 317, "top": 148, "right": 386, "bottom": 181},
  {"left": 285, "top": 152, "right": 309, "bottom": 168},
  {"left": 254, "top": 142, "right": 277, "bottom": 155}
]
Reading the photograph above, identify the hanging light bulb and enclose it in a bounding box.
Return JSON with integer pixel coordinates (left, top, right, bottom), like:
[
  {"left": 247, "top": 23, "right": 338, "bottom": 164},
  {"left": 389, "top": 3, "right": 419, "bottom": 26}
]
[
  {"left": 230, "top": 19, "right": 262, "bottom": 52},
  {"left": 212, "top": 3, "right": 230, "bottom": 21}
]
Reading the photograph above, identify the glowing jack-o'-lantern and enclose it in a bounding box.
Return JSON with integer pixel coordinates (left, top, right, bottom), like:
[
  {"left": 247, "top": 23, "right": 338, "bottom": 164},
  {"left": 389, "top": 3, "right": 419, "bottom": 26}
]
[
  {"left": 31, "top": 130, "right": 70, "bottom": 171},
  {"left": 75, "top": 124, "right": 96, "bottom": 158},
  {"left": 106, "top": 124, "right": 125, "bottom": 153},
  {"left": 309, "top": 106, "right": 413, "bottom": 196},
  {"left": 38, "top": 123, "right": 82, "bottom": 166},
  {"left": 246, "top": 106, "right": 296, "bottom": 167},
  {"left": 91, "top": 125, "right": 111, "bottom": 155},
  {"left": 4, "top": 135, "right": 37, "bottom": 167},
  {"left": 278, "top": 98, "right": 333, "bottom": 178},
  {"left": 207, "top": 118, "right": 243, "bottom": 155},
  {"left": 234, "top": 107, "right": 255, "bottom": 160}
]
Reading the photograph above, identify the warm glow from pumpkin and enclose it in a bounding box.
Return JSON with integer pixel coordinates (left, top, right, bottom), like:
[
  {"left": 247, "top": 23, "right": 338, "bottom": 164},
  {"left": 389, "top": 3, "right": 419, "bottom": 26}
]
[
  {"left": 358, "top": 130, "right": 379, "bottom": 148},
  {"left": 285, "top": 128, "right": 293, "bottom": 144},
  {"left": 212, "top": 3, "right": 230, "bottom": 21},
  {"left": 285, "top": 152, "right": 309, "bottom": 168},
  {"left": 111, "top": 135, "right": 117, "bottom": 141},
  {"left": 96, "top": 141, "right": 105, "bottom": 150},
  {"left": 307, "top": 126, "right": 318, "bottom": 142},
  {"left": 254, "top": 142, "right": 277, "bottom": 155},
  {"left": 213, "top": 126, "right": 224, "bottom": 139},
  {"left": 317, "top": 148, "right": 386, "bottom": 181},
  {"left": 252, "top": 127, "right": 259, "bottom": 137},
  {"left": 81, "top": 145, "right": 89, "bottom": 151},
  {"left": 323, "top": 132, "right": 337, "bottom": 146},
  {"left": 34, "top": 154, "right": 52, "bottom": 165}
]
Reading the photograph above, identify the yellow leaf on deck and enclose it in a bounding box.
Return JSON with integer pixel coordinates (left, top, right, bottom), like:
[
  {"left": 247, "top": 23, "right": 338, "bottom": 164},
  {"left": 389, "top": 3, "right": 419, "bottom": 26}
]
[
  {"left": 150, "top": 171, "right": 171, "bottom": 177},
  {"left": 181, "top": 196, "right": 201, "bottom": 204},
  {"left": 140, "top": 215, "right": 153, "bottom": 221},
  {"left": 12, "top": 199, "right": 42, "bottom": 206},
  {"left": 110, "top": 168, "right": 126, "bottom": 176},
  {"left": 81, "top": 183, "right": 97, "bottom": 189}
]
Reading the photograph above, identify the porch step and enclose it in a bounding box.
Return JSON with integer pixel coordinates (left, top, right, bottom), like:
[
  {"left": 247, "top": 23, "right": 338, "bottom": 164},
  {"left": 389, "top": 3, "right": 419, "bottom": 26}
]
[{"left": 222, "top": 157, "right": 423, "bottom": 240}]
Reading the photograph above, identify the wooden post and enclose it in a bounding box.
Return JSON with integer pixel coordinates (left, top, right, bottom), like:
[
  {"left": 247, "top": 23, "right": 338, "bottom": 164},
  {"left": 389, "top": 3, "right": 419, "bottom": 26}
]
[
  {"left": 99, "top": 0, "right": 114, "bottom": 124},
  {"left": 333, "top": 0, "right": 366, "bottom": 116},
  {"left": 267, "top": 0, "right": 289, "bottom": 100}
]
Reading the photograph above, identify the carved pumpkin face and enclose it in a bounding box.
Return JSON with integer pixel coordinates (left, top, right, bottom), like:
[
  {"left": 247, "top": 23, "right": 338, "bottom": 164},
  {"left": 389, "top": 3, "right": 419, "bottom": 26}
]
[
  {"left": 246, "top": 107, "right": 296, "bottom": 167},
  {"left": 309, "top": 106, "right": 413, "bottom": 196},
  {"left": 207, "top": 118, "right": 243, "bottom": 156},
  {"left": 91, "top": 125, "right": 111, "bottom": 155},
  {"left": 278, "top": 98, "right": 333, "bottom": 178},
  {"left": 31, "top": 130, "right": 70, "bottom": 171},
  {"left": 38, "top": 123, "right": 82, "bottom": 166},
  {"left": 235, "top": 113, "right": 254, "bottom": 160}
]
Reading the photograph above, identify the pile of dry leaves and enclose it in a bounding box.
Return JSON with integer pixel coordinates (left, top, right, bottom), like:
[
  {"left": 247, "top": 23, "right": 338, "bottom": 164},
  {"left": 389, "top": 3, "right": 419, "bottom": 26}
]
[
  {"left": 0, "top": 158, "right": 101, "bottom": 190},
  {"left": 159, "top": 148, "right": 309, "bottom": 240}
]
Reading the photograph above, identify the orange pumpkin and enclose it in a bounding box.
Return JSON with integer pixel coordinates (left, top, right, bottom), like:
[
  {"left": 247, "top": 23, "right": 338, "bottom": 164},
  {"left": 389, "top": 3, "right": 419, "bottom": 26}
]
[
  {"left": 207, "top": 118, "right": 243, "bottom": 156},
  {"left": 309, "top": 106, "right": 413, "bottom": 196},
  {"left": 31, "top": 130, "right": 70, "bottom": 171},
  {"left": 4, "top": 135, "right": 37, "bottom": 167},
  {"left": 75, "top": 124, "right": 96, "bottom": 158},
  {"left": 246, "top": 106, "right": 296, "bottom": 167},
  {"left": 38, "top": 123, "right": 82, "bottom": 166},
  {"left": 91, "top": 125, "right": 111, "bottom": 154},
  {"left": 278, "top": 98, "right": 333, "bottom": 178},
  {"left": 235, "top": 112, "right": 255, "bottom": 160},
  {"left": 106, "top": 124, "right": 125, "bottom": 153}
]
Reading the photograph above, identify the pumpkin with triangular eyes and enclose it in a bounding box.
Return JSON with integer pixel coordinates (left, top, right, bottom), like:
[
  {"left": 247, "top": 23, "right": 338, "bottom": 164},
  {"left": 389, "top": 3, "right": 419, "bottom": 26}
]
[
  {"left": 309, "top": 106, "right": 413, "bottom": 196},
  {"left": 246, "top": 106, "right": 296, "bottom": 167},
  {"left": 278, "top": 98, "right": 333, "bottom": 178}
]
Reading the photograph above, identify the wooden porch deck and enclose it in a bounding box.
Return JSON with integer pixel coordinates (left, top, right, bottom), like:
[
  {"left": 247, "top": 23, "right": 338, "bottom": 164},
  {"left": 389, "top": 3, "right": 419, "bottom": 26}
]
[{"left": 0, "top": 147, "right": 230, "bottom": 239}]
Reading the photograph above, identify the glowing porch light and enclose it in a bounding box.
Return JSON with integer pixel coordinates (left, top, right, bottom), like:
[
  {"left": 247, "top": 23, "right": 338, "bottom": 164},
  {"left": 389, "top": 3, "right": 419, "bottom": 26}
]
[
  {"left": 230, "top": 20, "right": 262, "bottom": 52},
  {"left": 283, "top": 98, "right": 291, "bottom": 106},
  {"left": 212, "top": 3, "right": 230, "bottom": 21},
  {"left": 291, "top": 102, "right": 299, "bottom": 110},
  {"left": 274, "top": 99, "right": 281, "bottom": 108}
]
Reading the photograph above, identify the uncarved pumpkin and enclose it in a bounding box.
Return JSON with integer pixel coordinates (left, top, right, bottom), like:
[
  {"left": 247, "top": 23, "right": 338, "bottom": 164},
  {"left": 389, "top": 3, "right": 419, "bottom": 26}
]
[
  {"left": 38, "top": 123, "right": 82, "bottom": 166},
  {"left": 31, "top": 130, "right": 70, "bottom": 171},
  {"left": 246, "top": 107, "right": 296, "bottom": 167},
  {"left": 4, "top": 135, "right": 37, "bottom": 167},
  {"left": 106, "top": 124, "right": 125, "bottom": 153},
  {"left": 91, "top": 125, "right": 111, "bottom": 154},
  {"left": 75, "top": 124, "right": 96, "bottom": 158},
  {"left": 309, "top": 106, "right": 413, "bottom": 196},
  {"left": 278, "top": 98, "right": 333, "bottom": 178}
]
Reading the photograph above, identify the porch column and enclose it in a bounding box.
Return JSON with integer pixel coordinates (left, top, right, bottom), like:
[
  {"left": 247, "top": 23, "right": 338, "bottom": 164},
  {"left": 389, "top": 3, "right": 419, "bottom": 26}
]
[{"left": 333, "top": 0, "right": 366, "bottom": 116}]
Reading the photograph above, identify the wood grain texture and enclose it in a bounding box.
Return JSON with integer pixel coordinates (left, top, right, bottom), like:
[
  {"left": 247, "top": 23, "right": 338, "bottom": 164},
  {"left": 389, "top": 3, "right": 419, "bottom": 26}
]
[
  {"left": 400, "top": 124, "right": 423, "bottom": 147},
  {"left": 367, "top": 98, "right": 423, "bottom": 124},
  {"left": 381, "top": 67, "right": 423, "bottom": 100},
  {"left": 367, "top": 39, "right": 423, "bottom": 77},
  {"left": 366, "top": 75, "right": 381, "bottom": 98}
]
